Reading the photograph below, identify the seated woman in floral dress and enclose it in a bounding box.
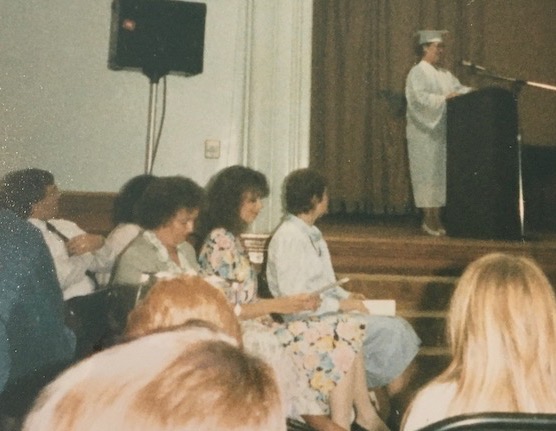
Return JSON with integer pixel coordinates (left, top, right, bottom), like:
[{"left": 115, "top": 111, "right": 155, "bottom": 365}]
[{"left": 196, "top": 165, "right": 388, "bottom": 431}]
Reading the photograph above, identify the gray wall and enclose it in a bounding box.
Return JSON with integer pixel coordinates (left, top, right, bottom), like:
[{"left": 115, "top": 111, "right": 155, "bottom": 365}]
[
  {"left": 1, "top": 0, "right": 249, "bottom": 190},
  {"left": 0, "top": 0, "right": 313, "bottom": 232}
]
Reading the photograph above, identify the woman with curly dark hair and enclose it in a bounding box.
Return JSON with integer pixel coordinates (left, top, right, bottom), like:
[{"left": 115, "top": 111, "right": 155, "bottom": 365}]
[
  {"left": 197, "top": 165, "right": 387, "bottom": 431},
  {"left": 111, "top": 175, "right": 204, "bottom": 289},
  {"left": 112, "top": 174, "right": 157, "bottom": 226}
]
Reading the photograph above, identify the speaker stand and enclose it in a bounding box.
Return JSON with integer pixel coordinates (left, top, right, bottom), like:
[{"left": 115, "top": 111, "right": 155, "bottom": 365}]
[
  {"left": 144, "top": 79, "right": 159, "bottom": 174},
  {"left": 143, "top": 66, "right": 167, "bottom": 174}
]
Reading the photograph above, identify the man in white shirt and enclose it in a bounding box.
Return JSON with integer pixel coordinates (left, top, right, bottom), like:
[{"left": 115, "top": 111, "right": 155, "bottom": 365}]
[{"left": 1, "top": 168, "right": 113, "bottom": 299}]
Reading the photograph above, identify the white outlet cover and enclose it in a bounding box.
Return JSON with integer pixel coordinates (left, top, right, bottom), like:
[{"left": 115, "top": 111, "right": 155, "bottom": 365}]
[{"left": 204, "top": 139, "right": 220, "bottom": 159}]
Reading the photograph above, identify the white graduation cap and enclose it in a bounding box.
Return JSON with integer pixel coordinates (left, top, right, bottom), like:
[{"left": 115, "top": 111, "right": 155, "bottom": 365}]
[{"left": 415, "top": 30, "right": 448, "bottom": 44}]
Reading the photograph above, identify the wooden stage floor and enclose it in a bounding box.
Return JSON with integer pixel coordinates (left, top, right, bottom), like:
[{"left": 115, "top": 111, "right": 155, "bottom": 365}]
[
  {"left": 317, "top": 214, "right": 556, "bottom": 428},
  {"left": 318, "top": 214, "right": 556, "bottom": 281},
  {"left": 319, "top": 213, "right": 556, "bottom": 241}
]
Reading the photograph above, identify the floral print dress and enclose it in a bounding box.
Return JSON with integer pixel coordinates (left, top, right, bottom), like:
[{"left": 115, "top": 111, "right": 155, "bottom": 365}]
[{"left": 198, "top": 228, "right": 366, "bottom": 415}]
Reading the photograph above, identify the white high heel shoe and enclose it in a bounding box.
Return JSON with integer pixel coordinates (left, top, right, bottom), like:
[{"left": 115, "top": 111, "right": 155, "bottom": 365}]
[{"left": 421, "top": 222, "right": 446, "bottom": 236}]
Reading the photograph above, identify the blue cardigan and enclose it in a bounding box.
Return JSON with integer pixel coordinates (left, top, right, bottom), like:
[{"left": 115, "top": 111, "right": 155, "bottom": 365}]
[{"left": 0, "top": 209, "right": 75, "bottom": 403}]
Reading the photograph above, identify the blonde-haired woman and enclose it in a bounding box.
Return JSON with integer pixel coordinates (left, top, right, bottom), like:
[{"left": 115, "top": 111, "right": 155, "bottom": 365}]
[
  {"left": 402, "top": 253, "right": 556, "bottom": 431},
  {"left": 23, "top": 323, "right": 285, "bottom": 431}
]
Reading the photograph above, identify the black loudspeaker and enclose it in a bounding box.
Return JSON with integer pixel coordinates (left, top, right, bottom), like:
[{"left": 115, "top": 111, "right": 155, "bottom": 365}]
[{"left": 108, "top": 0, "right": 207, "bottom": 82}]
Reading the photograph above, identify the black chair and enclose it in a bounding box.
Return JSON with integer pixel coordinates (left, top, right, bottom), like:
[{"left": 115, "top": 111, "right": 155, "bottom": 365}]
[
  {"left": 64, "top": 286, "right": 138, "bottom": 359},
  {"left": 286, "top": 418, "right": 317, "bottom": 431},
  {"left": 418, "top": 412, "right": 556, "bottom": 431}
]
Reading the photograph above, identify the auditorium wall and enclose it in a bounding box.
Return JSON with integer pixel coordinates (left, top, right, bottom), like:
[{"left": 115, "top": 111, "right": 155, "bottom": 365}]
[{"left": 0, "top": 0, "right": 313, "bottom": 232}]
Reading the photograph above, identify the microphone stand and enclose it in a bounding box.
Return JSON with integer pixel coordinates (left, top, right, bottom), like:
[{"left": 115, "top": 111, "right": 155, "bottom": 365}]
[{"left": 464, "top": 63, "right": 556, "bottom": 240}]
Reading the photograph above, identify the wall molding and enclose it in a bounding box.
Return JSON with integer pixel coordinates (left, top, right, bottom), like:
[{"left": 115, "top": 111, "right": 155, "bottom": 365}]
[{"left": 243, "top": 0, "right": 313, "bottom": 233}]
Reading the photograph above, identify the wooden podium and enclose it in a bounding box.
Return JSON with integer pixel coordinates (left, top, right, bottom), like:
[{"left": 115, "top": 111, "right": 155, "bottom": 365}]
[{"left": 445, "top": 87, "right": 522, "bottom": 240}]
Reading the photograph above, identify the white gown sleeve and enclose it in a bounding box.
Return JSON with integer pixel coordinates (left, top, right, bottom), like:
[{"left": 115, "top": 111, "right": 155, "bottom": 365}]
[{"left": 405, "top": 65, "right": 447, "bottom": 131}]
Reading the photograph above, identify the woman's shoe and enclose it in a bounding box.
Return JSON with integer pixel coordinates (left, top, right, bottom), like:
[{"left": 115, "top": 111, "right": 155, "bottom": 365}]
[
  {"left": 351, "top": 422, "right": 370, "bottom": 431},
  {"left": 352, "top": 420, "right": 390, "bottom": 431},
  {"left": 421, "top": 222, "right": 446, "bottom": 237}
]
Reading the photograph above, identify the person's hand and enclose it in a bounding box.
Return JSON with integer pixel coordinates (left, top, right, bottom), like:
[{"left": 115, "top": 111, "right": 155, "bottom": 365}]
[
  {"left": 67, "top": 234, "right": 105, "bottom": 256},
  {"left": 446, "top": 92, "right": 459, "bottom": 99},
  {"left": 339, "top": 298, "right": 368, "bottom": 313},
  {"left": 274, "top": 293, "right": 321, "bottom": 314},
  {"left": 349, "top": 292, "right": 366, "bottom": 300}
]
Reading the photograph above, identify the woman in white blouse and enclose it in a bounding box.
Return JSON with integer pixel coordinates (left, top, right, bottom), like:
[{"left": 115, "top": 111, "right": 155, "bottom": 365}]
[{"left": 266, "top": 168, "right": 421, "bottom": 423}]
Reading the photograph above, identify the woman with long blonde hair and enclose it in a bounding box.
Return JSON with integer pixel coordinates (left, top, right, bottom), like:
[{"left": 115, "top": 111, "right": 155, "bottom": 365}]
[
  {"left": 402, "top": 252, "right": 556, "bottom": 430},
  {"left": 23, "top": 323, "right": 285, "bottom": 431}
]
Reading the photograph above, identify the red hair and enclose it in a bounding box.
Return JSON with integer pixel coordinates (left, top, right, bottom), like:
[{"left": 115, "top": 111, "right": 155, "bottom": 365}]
[{"left": 125, "top": 275, "right": 242, "bottom": 346}]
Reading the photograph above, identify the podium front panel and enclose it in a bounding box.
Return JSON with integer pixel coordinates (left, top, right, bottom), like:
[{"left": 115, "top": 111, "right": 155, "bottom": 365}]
[{"left": 446, "top": 87, "right": 521, "bottom": 240}]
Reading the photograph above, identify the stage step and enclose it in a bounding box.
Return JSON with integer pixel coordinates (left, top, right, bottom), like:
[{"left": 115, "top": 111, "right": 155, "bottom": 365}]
[
  {"left": 340, "top": 273, "right": 455, "bottom": 352},
  {"left": 340, "top": 273, "right": 457, "bottom": 313},
  {"left": 325, "top": 228, "right": 556, "bottom": 283},
  {"left": 340, "top": 272, "right": 455, "bottom": 397},
  {"left": 323, "top": 225, "right": 556, "bottom": 424}
]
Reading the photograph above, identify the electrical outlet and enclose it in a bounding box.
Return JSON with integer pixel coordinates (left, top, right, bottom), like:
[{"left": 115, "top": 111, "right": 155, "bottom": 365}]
[{"left": 204, "top": 139, "right": 221, "bottom": 159}]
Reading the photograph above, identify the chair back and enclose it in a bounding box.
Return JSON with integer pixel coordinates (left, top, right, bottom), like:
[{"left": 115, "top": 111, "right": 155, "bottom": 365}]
[
  {"left": 65, "top": 286, "right": 138, "bottom": 359},
  {"left": 419, "top": 412, "right": 556, "bottom": 431}
]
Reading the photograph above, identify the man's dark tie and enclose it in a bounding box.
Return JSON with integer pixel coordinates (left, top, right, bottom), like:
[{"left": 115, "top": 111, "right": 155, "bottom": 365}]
[
  {"left": 45, "top": 221, "right": 99, "bottom": 289},
  {"left": 46, "top": 221, "right": 70, "bottom": 242}
]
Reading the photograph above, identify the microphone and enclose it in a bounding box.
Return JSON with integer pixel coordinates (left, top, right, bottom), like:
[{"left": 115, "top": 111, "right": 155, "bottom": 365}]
[{"left": 460, "top": 60, "right": 486, "bottom": 71}]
